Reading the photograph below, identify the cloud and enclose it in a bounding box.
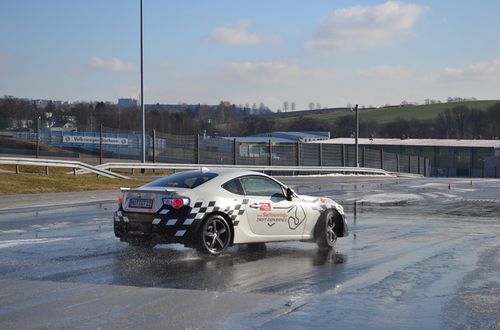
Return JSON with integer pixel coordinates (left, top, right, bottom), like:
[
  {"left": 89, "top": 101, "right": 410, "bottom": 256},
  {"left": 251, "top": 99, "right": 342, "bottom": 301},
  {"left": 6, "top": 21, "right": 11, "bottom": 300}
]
[
  {"left": 358, "top": 64, "right": 414, "bottom": 80},
  {"left": 87, "top": 56, "right": 135, "bottom": 73},
  {"left": 206, "top": 20, "right": 261, "bottom": 46},
  {"left": 306, "top": 1, "right": 428, "bottom": 51},
  {"left": 225, "top": 61, "right": 316, "bottom": 85},
  {"left": 428, "top": 58, "right": 500, "bottom": 82}
]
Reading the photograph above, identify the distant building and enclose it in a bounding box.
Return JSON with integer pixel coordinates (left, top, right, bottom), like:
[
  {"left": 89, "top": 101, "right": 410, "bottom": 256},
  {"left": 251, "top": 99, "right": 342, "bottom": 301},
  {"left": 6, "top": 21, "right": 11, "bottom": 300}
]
[
  {"left": 34, "top": 100, "right": 49, "bottom": 108},
  {"left": 34, "top": 99, "right": 64, "bottom": 108},
  {"left": 220, "top": 136, "right": 291, "bottom": 158},
  {"left": 222, "top": 136, "right": 294, "bottom": 144},
  {"left": 118, "top": 98, "right": 138, "bottom": 108},
  {"left": 50, "top": 120, "right": 77, "bottom": 132},
  {"left": 145, "top": 103, "right": 215, "bottom": 112},
  {"left": 220, "top": 132, "right": 330, "bottom": 159},
  {"left": 252, "top": 131, "right": 330, "bottom": 142},
  {"left": 314, "top": 138, "right": 500, "bottom": 177},
  {"left": 484, "top": 156, "right": 500, "bottom": 178}
]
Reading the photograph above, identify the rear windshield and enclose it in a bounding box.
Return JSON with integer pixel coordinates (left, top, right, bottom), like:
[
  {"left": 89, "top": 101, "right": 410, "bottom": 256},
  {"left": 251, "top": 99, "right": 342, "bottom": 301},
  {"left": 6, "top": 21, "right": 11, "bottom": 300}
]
[{"left": 145, "top": 171, "right": 218, "bottom": 189}]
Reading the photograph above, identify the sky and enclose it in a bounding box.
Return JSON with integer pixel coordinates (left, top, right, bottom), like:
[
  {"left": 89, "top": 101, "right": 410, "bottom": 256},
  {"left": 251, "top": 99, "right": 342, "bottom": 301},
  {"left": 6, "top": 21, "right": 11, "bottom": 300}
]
[{"left": 1, "top": 0, "right": 500, "bottom": 111}]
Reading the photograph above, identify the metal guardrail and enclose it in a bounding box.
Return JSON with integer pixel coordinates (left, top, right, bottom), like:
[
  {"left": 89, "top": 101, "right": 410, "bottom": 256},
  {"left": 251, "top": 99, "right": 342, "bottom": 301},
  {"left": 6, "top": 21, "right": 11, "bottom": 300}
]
[
  {"left": 1, "top": 157, "right": 422, "bottom": 179},
  {"left": 96, "top": 162, "right": 394, "bottom": 176},
  {"left": 387, "top": 172, "right": 425, "bottom": 178},
  {"left": 0, "top": 157, "right": 129, "bottom": 179}
]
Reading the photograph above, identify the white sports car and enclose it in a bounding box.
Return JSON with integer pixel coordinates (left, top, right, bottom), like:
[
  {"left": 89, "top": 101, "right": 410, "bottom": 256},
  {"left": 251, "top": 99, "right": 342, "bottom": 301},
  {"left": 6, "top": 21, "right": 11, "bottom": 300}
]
[{"left": 114, "top": 168, "right": 348, "bottom": 255}]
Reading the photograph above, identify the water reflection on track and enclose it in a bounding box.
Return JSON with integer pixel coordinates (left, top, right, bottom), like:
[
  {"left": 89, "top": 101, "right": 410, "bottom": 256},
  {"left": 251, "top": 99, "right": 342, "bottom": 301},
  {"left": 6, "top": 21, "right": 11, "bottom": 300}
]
[{"left": 0, "top": 177, "right": 499, "bottom": 329}]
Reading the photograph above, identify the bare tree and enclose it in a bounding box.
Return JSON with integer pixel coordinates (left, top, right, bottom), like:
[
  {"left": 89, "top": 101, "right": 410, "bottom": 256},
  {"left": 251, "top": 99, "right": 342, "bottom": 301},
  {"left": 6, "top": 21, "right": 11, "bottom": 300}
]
[
  {"left": 451, "top": 105, "right": 471, "bottom": 139},
  {"left": 283, "top": 101, "right": 289, "bottom": 112},
  {"left": 308, "top": 102, "right": 314, "bottom": 110},
  {"left": 251, "top": 103, "right": 258, "bottom": 114},
  {"left": 291, "top": 102, "right": 296, "bottom": 111}
]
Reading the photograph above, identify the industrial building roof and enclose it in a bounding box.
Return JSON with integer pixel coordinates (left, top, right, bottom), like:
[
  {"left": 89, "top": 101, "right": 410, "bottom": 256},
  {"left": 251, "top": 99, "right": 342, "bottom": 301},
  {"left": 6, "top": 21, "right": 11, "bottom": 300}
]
[
  {"left": 252, "top": 131, "right": 330, "bottom": 142},
  {"left": 222, "top": 136, "right": 294, "bottom": 143},
  {"left": 315, "top": 138, "right": 500, "bottom": 149}
]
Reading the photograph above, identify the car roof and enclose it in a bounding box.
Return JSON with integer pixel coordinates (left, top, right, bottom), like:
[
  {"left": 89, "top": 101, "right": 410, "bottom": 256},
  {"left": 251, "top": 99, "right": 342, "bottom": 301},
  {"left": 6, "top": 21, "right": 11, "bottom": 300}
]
[
  {"left": 179, "top": 167, "right": 276, "bottom": 184},
  {"left": 199, "top": 168, "right": 286, "bottom": 190},
  {"left": 136, "top": 168, "right": 280, "bottom": 192},
  {"left": 200, "top": 167, "right": 264, "bottom": 180}
]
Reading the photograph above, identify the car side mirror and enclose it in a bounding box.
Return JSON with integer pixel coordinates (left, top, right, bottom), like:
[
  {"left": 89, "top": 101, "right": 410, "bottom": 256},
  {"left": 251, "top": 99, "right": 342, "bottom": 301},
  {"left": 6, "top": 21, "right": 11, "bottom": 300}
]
[{"left": 286, "top": 187, "right": 294, "bottom": 201}]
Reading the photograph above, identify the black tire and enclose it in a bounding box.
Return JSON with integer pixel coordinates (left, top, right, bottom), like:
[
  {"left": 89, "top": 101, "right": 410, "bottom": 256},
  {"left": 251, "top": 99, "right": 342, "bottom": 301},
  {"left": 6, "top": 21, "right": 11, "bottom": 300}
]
[
  {"left": 315, "top": 210, "right": 337, "bottom": 249},
  {"left": 197, "top": 214, "right": 232, "bottom": 255}
]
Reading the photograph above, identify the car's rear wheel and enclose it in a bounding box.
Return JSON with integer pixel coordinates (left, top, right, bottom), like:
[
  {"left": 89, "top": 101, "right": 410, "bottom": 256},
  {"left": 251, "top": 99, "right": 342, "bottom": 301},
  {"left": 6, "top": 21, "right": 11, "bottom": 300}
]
[
  {"left": 315, "top": 210, "right": 337, "bottom": 249},
  {"left": 197, "top": 214, "right": 232, "bottom": 255}
]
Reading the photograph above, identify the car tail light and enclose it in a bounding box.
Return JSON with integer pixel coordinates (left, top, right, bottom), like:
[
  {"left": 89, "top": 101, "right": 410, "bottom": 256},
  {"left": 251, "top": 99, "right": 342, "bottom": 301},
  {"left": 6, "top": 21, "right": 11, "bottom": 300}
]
[
  {"left": 118, "top": 195, "right": 123, "bottom": 206},
  {"left": 171, "top": 198, "right": 184, "bottom": 209},
  {"left": 163, "top": 197, "right": 189, "bottom": 209}
]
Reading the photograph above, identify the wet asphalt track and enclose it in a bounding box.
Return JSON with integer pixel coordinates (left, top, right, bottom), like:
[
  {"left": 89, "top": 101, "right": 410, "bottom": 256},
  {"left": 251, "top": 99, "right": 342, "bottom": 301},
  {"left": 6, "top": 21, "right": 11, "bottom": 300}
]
[{"left": 0, "top": 176, "right": 499, "bottom": 329}]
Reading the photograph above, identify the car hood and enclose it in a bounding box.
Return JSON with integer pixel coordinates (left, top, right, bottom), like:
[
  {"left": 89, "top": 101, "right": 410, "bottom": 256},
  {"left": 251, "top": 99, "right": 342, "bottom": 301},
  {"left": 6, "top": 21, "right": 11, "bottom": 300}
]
[{"left": 298, "top": 194, "right": 344, "bottom": 215}]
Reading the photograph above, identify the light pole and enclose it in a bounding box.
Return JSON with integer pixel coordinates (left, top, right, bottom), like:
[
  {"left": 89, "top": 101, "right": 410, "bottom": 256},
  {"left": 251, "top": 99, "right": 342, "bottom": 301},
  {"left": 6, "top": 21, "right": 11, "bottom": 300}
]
[
  {"left": 140, "top": 0, "right": 146, "bottom": 164},
  {"left": 36, "top": 116, "right": 41, "bottom": 158},
  {"left": 354, "top": 104, "right": 359, "bottom": 167}
]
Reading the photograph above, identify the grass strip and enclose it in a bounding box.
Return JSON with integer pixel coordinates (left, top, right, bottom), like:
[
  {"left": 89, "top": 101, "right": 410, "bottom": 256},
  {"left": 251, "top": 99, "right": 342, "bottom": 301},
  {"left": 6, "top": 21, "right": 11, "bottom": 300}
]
[{"left": 0, "top": 173, "right": 152, "bottom": 195}]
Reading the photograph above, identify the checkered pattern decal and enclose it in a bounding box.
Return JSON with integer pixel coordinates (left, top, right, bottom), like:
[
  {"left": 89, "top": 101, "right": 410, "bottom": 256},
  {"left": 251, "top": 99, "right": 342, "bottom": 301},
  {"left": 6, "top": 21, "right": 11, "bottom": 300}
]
[
  {"left": 184, "top": 199, "right": 249, "bottom": 226},
  {"left": 114, "top": 211, "right": 129, "bottom": 222}
]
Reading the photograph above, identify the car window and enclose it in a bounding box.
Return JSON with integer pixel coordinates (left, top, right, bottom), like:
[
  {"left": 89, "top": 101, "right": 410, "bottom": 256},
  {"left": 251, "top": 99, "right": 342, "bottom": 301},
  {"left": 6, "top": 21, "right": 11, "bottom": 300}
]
[
  {"left": 221, "top": 178, "right": 245, "bottom": 195},
  {"left": 145, "top": 171, "right": 218, "bottom": 189},
  {"left": 239, "top": 175, "right": 285, "bottom": 197}
]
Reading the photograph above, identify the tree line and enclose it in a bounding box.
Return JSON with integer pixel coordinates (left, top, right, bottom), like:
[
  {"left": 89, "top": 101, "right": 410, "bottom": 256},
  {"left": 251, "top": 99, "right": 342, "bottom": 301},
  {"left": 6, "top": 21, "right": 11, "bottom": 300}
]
[
  {"left": 248, "top": 103, "right": 500, "bottom": 140},
  {"left": 1, "top": 96, "right": 499, "bottom": 140},
  {"left": 342, "top": 104, "right": 500, "bottom": 139},
  {"left": 0, "top": 97, "right": 262, "bottom": 135}
]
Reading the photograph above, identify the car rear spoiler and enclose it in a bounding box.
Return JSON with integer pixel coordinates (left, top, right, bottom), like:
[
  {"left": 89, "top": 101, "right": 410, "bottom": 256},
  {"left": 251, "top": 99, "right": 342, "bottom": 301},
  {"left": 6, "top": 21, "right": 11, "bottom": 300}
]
[{"left": 120, "top": 187, "right": 179, "bottom": 194}]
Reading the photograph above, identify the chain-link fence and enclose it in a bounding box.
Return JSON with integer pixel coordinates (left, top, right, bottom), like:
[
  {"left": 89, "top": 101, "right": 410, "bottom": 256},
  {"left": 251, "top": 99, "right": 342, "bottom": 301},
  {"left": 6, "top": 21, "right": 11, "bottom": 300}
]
[
  {"left": 154, "top": 131, "right": 196, "bottom": 164},
  {"left": 4, "top": 129, "right": 430, "bottom": 175}
]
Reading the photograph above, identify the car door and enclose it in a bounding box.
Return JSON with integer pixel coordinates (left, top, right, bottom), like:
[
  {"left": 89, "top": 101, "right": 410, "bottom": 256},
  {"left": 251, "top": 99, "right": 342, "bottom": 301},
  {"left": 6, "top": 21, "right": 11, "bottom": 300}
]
[{"left": 240, "top": 175, "right": 308, "bottom": 236}]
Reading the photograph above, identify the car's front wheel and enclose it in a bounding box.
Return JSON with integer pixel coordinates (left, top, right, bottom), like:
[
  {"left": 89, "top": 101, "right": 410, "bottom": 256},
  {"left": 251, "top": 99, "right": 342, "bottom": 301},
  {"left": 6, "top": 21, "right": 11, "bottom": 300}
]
[
  {"left": 197, "top": 214, "right": 232, "bottom": 255},
  {"left": 315, "top": 210, "right": 337, "bottom": 249}
]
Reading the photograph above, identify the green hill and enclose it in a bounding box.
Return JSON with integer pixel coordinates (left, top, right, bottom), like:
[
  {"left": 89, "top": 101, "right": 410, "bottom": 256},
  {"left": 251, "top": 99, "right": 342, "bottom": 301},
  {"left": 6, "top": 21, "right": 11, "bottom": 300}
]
[{"left": 276, "top": 100, "right": 500, "bottom": 125}]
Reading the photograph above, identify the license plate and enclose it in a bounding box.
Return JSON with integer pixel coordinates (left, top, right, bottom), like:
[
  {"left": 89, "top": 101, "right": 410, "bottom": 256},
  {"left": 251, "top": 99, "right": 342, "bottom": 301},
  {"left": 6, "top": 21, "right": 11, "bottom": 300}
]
[{"left": 128, "top": 198, "right": 153, "bottom": 209}]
